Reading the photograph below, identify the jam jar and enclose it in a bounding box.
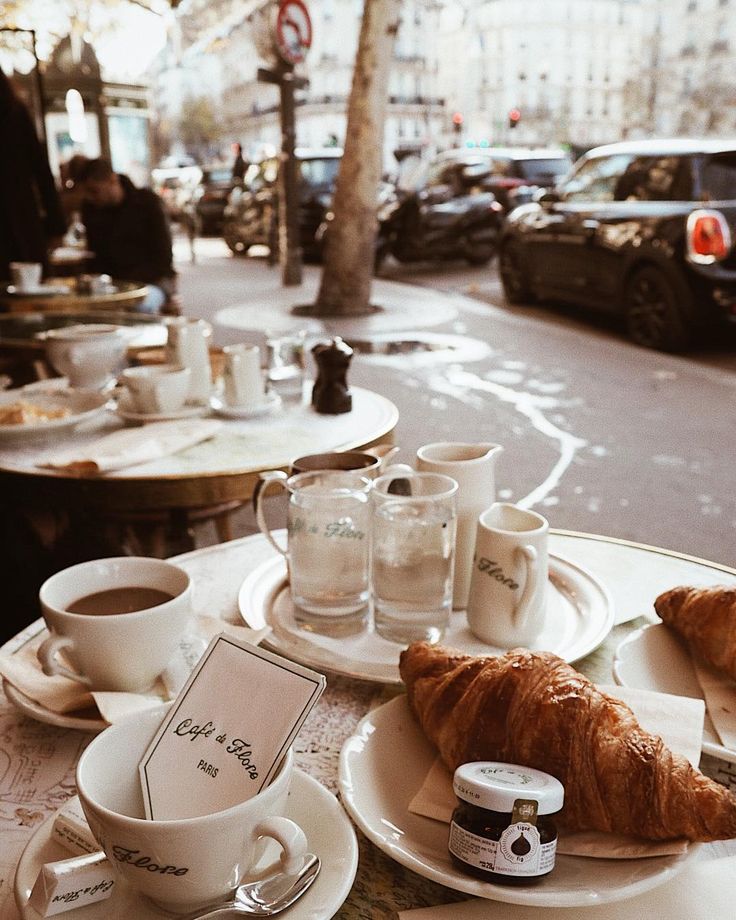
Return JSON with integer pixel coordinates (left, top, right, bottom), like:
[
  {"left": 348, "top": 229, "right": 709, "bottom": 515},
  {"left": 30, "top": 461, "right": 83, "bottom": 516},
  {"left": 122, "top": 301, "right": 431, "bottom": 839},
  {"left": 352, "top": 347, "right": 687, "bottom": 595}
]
[{"left": 448, "top": 761, "right": 564, "bottom": 884}]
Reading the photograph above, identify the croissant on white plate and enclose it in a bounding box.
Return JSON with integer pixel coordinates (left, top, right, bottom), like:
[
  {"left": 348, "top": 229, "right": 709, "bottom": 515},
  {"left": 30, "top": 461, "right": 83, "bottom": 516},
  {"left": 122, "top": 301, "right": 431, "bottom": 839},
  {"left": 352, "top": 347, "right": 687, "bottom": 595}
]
[
  {"left": 654, "top": 585, "right": 736, "bottom": 681},
  {"left": 399, "top": 642, "right": 736, "bottom": 842}
]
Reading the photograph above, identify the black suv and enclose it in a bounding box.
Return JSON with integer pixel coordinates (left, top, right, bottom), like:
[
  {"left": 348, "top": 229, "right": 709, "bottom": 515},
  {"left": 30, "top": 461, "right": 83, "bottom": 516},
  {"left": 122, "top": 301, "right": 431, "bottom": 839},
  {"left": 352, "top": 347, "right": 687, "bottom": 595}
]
[
  {"left": 223, "top": 148, "right": 341, "bottom": 261},
  {"left": 498, "top": 139, "right": 736, "bottom": 351}
]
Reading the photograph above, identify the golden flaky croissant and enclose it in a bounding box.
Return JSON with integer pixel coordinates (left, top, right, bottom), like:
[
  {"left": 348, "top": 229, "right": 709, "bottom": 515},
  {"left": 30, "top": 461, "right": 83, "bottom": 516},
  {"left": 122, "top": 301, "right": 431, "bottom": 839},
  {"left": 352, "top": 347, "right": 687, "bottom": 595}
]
[
  {"left": 655, "top": 585, "right": 736, "bottom": 681},
  {"left": 399, "top": 642, "right": 736, "bottom": 842}
]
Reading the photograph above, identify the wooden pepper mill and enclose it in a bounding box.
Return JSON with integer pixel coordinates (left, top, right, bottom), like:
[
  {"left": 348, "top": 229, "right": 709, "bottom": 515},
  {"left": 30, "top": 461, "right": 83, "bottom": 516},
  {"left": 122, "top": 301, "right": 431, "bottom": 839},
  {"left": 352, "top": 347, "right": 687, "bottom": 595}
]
[{"left": 311, "top": 336, "right": 353, "bottom": 414}]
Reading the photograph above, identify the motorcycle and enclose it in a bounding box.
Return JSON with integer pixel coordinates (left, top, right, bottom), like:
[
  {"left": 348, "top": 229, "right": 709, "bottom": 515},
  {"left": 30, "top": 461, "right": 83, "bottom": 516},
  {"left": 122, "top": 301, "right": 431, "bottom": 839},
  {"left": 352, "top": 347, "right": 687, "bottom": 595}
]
[
  {"left": 316, "top": 161, "right": 503, "bottom": 271},
  {"left": 374, "top": 161, "right": 503, "bottom": 270}
]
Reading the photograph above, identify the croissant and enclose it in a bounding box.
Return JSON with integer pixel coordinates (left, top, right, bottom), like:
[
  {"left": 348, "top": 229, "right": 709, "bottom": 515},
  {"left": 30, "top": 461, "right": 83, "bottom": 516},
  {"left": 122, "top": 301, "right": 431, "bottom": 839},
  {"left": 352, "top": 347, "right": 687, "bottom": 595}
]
[
  {"left": 399, "top": 642, "right": 736, "bottom": 842},
  {"left": 654, "top": 585, "right": 736, "bottom": 681}
]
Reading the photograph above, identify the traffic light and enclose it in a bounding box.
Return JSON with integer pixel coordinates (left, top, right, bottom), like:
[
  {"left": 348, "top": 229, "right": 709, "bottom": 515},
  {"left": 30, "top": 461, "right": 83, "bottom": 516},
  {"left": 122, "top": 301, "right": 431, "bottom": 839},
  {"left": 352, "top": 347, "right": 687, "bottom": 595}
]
[
  {"left": 508, "top": 107, "right": 521, "bottom": 129},
  {"left": 452, "top": 111, "right": 464, "bottom": 135}
]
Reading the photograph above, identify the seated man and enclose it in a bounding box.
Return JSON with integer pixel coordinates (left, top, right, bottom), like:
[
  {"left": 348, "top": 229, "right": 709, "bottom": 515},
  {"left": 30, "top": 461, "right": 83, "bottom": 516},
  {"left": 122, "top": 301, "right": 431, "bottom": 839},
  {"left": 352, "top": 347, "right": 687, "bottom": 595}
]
[{"left": 78, "top": 157, "right": 179, "bottom": 314}]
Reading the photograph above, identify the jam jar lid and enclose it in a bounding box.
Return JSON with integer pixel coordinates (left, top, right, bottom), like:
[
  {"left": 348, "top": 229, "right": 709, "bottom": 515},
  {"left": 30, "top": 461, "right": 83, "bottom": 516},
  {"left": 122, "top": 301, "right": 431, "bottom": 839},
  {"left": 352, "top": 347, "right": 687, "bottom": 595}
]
[{"left": 453, "top": 762, "right": 564, "bottom": 815}]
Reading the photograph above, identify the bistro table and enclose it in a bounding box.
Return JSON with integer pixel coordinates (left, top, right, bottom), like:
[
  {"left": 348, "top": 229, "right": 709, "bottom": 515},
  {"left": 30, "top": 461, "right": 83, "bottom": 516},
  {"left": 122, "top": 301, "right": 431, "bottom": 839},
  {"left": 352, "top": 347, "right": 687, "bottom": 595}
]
[
  {"left": 1, "top": 530, "right": 736, "bottom": 919},
  {"left": 0, "top": 278, "right": 148, "bottom": 314}
]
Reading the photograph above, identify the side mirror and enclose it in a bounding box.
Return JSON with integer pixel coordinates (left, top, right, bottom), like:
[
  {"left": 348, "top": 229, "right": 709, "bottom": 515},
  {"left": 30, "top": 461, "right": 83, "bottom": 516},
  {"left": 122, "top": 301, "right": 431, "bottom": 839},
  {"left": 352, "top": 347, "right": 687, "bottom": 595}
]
[{"left": 536, "top": 189, "right": 560, "bottom": 206}]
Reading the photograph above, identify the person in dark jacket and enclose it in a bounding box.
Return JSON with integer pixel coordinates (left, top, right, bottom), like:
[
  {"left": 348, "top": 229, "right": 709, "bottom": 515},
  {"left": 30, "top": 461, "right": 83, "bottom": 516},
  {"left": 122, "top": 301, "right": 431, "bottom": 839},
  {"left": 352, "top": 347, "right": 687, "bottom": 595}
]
[
  {"left": 0, "top": 68, "right": 67, "bottom": 280},
  {"left": 79, "top": 157, "right": 179, "bottom": 314}
]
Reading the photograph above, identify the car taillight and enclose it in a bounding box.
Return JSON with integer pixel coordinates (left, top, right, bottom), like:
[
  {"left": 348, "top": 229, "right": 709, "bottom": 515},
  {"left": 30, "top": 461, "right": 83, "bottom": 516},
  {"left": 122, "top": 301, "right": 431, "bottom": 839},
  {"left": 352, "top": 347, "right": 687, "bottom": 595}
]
[
  {"left": 686, "top": 209, "right": 732, "bottom": 264},
  {"left": 494, "top": 177, "right": 525, "bottom": 189}
]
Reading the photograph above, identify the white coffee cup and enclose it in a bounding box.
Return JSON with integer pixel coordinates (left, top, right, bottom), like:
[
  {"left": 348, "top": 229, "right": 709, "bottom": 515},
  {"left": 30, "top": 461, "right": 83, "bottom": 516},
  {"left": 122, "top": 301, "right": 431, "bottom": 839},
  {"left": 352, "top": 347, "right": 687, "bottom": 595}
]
[
  {"left": 38, "top": 323, "right": 127, "bottom": 390},
  {"left": 77, "top": 706, "right": 307, "bottom": 914},
  {"left": 10, "top": 260, "right": 42, "bottom": 291},
  {"left": 416, "top": 442, "right": 503, "bottom": 610},
  {"left": 466, "top": 502, "right": 549, "bottom": 648},
  {"left": 122, "top": 364, "right": 192, "bottom": 414},
  {"left": 37, "top": 557, "right": 193, "bottom": 692},
  {"left": 222, "top": 343, "right": 265, "bottom": 408}
]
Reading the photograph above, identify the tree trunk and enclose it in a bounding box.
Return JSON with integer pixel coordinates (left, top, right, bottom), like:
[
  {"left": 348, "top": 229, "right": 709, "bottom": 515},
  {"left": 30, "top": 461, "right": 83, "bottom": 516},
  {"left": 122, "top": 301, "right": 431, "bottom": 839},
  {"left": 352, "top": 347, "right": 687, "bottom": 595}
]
[{"left": 309, "top": 0, "right": 400, "bottom": 316}]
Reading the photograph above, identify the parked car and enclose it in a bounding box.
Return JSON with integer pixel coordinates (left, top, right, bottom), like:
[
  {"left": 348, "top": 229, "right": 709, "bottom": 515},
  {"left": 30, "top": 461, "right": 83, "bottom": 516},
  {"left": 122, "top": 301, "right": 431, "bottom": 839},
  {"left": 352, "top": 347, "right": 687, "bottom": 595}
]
[
  {"left": 189, "top": 164, "right": 240, "bottom": 235},
  {"left": 498, "top": 139, "right": 736, "bottom": 351},
  {"left": 223, "top": 148, "right": 341, "bottom": 261},
  {"left": 373, "top": 157, "right": 503, "bottom": 268},
  {"left": 427, "top": 147, "right": 573, "bottom": 212}
]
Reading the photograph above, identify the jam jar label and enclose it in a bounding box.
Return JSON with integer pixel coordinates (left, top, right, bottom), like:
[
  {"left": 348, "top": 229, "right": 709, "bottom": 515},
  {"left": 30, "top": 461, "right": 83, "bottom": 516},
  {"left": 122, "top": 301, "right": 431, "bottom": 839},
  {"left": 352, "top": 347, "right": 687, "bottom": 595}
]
[{"left": 449, "top": 821, "right": 557, "bottom": 878}]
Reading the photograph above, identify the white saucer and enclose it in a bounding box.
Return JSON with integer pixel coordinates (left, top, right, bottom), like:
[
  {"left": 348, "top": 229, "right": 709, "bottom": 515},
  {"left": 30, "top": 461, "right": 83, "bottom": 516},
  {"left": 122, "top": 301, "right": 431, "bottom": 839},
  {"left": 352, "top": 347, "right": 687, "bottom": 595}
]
[
  {"left": 0, "top": 389, "right": 109, "bottom": 441},
  {"left": 210, "top": 391, "right": 282, "bottom": 419},
  {"left": 6, "top": 284, "right": 67, "bottom": 296},
  {"left": 1, "top": 627, "right": 107, "bottom": 732},
  {"left": 613, "top": 623, "right": 736, "bottom": 764},
  {"left": 15, "top": 769, "right": 358, "bottom": 920},
  {"left": 115, "top": 392, "right": 211, "bottom": 424},
  {"left": 338, "top": 695, "right": 697, "bottom": 907},
  {"left": 238, "top": 545, "right": 614, "bottom": 683}
]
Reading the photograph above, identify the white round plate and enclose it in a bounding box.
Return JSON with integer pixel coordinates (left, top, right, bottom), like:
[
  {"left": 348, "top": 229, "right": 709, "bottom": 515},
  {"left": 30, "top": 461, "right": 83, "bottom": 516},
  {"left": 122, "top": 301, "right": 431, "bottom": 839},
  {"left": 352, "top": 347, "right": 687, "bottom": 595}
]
[
  {"left": 115, "top": 392, "right": 210, "bottom": 423},
  {"left": 210, "top": 391, "right": 282, "bottom": 418},
  {"left": 338, "top": 695, "right": 697, "bottom": 907},
  {"left": 0, "top": 389, "right": 109, "bottom": 441},
  {"left": 238, "top": 543, "right": 614, "bottom": 684},
  {"left": 15, "top": 769, "right": 357, "bottom": 920},
  {"left": 613, "top": 623, "right": 735, "bottom": 764},
  {"left": 1, "top": 627, "right": 107, "bottom": 732}
]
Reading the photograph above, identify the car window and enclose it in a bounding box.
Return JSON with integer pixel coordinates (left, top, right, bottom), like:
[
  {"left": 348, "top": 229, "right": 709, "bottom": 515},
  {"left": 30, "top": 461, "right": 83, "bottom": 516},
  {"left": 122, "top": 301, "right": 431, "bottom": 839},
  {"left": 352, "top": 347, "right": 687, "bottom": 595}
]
[
  {"left": 560, "top": 154, "right": 633, "bottom": 202},
  {"left": 613, "top": 156, "right": 692, "bottom": 201},
  {"left": 488, "top": 157, "right": 513, "bottom": 177},
  {"left": 299, "top": 157, "right": 341, "bottom": 187},
  {"left": 699, "top": 153, "right": 736, "bottom": 201},
  {"left": 516, "top": 158, "right": 572, "bottom": 183},
  {"left": 205, "top": 168, "right": 233, "bottom": 184}
]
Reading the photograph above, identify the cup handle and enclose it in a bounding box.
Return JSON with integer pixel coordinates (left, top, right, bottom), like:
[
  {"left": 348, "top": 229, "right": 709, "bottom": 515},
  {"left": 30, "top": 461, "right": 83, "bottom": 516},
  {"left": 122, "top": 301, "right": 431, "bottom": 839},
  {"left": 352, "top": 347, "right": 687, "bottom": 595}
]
[
  {"left": 253, "top": 471, "right": 289, "bottom": 558},
  {"left": 512, "top": 545, "right": 539, "bottom": 633},
  {"left": 254, "top": 815, "right": 308, "bottom": 875},
  {"left": 37, "top": 634, "right": 92, "bottom": 686}
]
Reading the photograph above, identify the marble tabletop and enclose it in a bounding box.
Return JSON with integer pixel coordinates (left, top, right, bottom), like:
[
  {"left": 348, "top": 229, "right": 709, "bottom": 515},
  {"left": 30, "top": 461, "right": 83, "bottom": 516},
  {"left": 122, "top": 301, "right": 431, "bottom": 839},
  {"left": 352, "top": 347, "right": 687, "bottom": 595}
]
[{"left": 1, "top": 532, "right": 736, "bottom": 919}]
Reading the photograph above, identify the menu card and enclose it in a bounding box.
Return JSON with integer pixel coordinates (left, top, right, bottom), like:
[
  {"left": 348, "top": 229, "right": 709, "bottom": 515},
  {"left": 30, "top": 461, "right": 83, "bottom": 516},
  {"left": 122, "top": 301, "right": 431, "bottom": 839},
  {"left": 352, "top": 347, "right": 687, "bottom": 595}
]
[{"left": 138, "top": 634, "right": 325, "bottom": 820}]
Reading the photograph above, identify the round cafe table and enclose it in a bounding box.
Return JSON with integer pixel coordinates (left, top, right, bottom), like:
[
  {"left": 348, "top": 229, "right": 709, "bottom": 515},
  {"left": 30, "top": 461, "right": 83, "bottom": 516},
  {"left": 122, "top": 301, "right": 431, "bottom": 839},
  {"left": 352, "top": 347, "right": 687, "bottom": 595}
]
[
  {"left": 1, "top": 530, "right": 736, "bottom": 919},
  {"left": 0, "top": 277, "right": 148, "bottom": 314}
]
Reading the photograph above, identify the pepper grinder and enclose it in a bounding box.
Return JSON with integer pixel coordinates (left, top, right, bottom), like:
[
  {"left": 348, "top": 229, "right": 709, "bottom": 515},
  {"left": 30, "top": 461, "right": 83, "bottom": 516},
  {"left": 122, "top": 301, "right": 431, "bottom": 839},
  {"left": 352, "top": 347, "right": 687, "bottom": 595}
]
[{"left": 311, "top": 336, "right": 353, "bottom": 414}]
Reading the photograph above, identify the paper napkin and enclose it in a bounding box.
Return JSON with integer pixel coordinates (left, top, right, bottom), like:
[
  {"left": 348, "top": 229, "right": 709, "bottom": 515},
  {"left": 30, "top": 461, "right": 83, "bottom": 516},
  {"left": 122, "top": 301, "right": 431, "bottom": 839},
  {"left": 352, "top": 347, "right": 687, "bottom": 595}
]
[
  {"left": 0, "top": 617, "right": 269, "bottom": 724},
  {"left": 408, "top": 684, "right": 704, "bottom": 860},
  {"left": 39, "top": 418, "right": 223, "bottom": 474},
  {"left": 692, "top": 657, "right": 736, "bottom": 751}
]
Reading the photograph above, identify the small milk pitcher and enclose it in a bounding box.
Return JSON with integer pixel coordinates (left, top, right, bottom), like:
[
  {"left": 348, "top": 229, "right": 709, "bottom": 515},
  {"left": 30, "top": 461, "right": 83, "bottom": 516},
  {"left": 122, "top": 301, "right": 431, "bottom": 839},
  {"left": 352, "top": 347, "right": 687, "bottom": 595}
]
[
  {"left": 253, "top": 469, "right": 372, "bottom": 636},
  {"left": 165, "top": 317, "right": 212, "bottom": 405},
  {"left": 416, "top": 442, "right": 503, "bottom": 610},
  {"left": 466, "top": 502, "right": 549, "bottom": 648}
]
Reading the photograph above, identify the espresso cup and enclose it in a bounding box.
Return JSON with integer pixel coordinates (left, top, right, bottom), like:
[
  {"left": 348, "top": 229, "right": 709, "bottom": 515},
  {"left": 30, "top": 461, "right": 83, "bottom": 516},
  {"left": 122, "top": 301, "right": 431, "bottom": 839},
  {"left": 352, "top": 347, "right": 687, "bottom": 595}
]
[
  {"left": 10, "top": 260, "right": 42, "bottom": 291},
  {"left": 466, "top": 503, "right": 549, "bottom": 648},
  {"left": 77, "top": 706, "right": 307, "bottom": 914},
  {"left": 37, "top": 557, "right": 193, "bottom": 692},
  {"left": 122, "top": 364, "right": 192, "bottom": 414}
]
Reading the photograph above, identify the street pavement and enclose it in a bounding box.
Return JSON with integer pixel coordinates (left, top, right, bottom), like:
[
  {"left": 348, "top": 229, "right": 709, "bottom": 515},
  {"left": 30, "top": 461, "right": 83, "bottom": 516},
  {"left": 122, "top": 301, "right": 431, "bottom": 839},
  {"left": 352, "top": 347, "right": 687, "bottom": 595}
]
[{"left": 176, "top": 235, "right": 736, "bottom": 570}]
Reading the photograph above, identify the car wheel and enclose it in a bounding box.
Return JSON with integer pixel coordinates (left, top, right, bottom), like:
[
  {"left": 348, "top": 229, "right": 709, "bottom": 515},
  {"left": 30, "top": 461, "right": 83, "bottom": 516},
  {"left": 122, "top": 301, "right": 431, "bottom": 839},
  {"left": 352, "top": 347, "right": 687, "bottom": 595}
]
[
  {"left": 624, "top": 264, "right": 694, "bottom": 352},
  {"left": 499, "top": 242, "right": 534, "bottom": 304}
]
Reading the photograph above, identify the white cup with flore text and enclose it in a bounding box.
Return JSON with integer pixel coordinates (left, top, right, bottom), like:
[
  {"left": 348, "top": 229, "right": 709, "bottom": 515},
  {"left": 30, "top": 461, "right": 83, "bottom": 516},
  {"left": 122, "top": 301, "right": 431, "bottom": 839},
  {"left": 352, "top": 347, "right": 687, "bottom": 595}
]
[
  {"left": 466, "top": 502, "right": 549, "bottom": 648},
  {"left": 76, "top": 706, "right": 307, "bottom": 914}
]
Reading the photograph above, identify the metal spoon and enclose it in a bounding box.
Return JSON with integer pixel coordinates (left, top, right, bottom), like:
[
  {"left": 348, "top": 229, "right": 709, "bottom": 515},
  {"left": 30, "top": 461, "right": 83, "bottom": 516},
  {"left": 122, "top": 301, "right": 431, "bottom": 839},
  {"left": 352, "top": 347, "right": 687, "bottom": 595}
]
[{"left": 180, "top": 853, "right": 320, "bottom": 919}]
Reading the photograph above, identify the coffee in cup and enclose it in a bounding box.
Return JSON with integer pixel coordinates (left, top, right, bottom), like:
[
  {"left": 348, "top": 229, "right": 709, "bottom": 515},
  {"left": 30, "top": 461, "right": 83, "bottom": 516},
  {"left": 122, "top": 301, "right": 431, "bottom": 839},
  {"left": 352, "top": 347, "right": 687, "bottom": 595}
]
[
  {"left": 76, "top": 706, "right": 307, "bottom": 914},
  {"left": 37, "top": 557, "right": 192, "bottom": 692}
]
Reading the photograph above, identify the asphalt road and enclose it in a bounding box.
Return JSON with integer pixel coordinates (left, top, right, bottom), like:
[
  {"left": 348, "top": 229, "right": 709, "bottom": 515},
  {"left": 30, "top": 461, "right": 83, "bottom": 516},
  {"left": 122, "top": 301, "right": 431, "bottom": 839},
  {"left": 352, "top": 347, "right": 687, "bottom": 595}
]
[{"left": 178, "top": 238, "right": 736, "bottom": 569}]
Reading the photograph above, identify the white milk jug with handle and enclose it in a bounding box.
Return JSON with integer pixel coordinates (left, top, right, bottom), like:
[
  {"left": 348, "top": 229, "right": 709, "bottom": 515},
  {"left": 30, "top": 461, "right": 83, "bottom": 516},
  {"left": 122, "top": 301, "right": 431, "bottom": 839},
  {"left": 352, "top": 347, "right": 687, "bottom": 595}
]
[
  {"left": 165, "top": 317, "right": 212, "bottom": 405},
  {"left": 466, "top": 502, "right": 549, "bottom": 648},
  {"left": 416, "top": 442, "right": 503, "bottom": 609}
]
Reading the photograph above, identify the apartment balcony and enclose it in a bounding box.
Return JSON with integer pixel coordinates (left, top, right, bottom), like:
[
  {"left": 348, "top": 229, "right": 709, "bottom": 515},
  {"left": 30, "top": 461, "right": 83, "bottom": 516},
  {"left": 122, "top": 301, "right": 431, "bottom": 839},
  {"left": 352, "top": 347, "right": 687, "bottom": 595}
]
[
  {"left": 388, "top": 94, "right": 445, "bottom": 107},
  {"left": 680, "top": 43, "right": 696, "bottom": 57},
  {"left": 711, "top": 39, "right": 729, "bottom": 53}
]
